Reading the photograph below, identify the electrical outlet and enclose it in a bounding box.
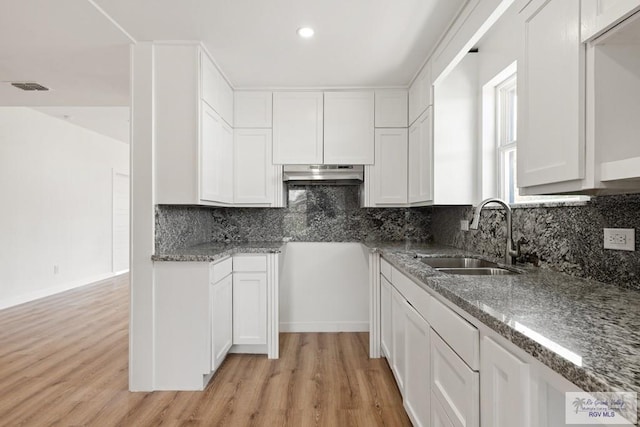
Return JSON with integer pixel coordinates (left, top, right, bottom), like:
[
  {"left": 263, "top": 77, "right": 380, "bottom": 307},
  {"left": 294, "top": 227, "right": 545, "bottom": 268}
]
[
  {"left": 603, "top": 228, "right": 635, "bottom": 251},
  {"left": 460, "top": 220, "right": 469, "bottom": 231}
]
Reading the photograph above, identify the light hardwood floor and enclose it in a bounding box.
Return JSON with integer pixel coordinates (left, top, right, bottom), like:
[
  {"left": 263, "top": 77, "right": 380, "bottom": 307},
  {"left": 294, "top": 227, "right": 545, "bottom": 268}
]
[{"left": 0, "top": 275, "right": 411, "bottom": 426}]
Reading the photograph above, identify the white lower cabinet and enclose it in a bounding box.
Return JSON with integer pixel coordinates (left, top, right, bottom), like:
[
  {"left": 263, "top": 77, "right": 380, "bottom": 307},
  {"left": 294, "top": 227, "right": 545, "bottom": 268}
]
[
  {"left": 481, "top": 336, "right": 531, "bottom": 427},
  {"left": 431, "top": 390, "right": 455, "bottom": 427},
  {"left": 380, "top": 275, "right": 393, "bottom": 360},
  {"left": 403, "top": 302, "right": 431, "bottom": 427},
  {"left": 233, "top": 255, "right": 268, "bottom": 346},
  {"left": 431, "top": 332, "right": 479, "bottom": 427},
  {"left": 391, "top": 287, "right": 407, "bottom": 393},
  {"left": 210, "top": 273, "right": 233, "bottom": 372}
]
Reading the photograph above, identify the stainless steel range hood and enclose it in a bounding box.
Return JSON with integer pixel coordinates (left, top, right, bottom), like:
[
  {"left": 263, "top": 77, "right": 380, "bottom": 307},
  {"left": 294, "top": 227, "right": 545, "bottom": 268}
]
[{"left": 283, "top": 165, "right": 364, "bottom": 185}]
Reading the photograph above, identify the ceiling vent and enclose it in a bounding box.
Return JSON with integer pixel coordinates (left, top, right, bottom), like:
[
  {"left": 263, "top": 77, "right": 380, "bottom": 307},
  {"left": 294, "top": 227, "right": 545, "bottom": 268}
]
[{"left": 11, "top": 82, "right": 50, "bottom": 91}]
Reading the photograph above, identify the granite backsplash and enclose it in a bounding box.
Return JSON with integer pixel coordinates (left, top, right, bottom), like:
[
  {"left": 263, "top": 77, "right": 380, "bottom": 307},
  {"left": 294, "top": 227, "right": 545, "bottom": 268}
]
[
  {"left": 431, "top": 194, "right": 640, "bottom": 291},
  {"left": 155, "top": 185, "right": 433, "bottom": 253}
]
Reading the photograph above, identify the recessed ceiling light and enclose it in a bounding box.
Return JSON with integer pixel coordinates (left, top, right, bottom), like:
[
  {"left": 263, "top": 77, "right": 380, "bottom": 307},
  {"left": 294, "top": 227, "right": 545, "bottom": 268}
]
[{"left": 297, "top": 27, "right": 314, "bottom": 38}]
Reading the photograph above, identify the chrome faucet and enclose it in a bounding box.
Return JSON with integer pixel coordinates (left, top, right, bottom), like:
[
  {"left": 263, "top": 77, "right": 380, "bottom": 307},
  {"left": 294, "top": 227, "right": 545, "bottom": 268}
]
[{"left": 469, "top": 198, "right": 520, "bottom": 265}]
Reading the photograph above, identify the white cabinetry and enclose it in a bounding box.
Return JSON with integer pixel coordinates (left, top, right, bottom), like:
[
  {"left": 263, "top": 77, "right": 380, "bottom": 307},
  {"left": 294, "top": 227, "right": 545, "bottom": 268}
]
[
  {"left": 234, "top": 129, "right": 283, "bottom": 206},
  {"left": 481, "top": 336, "right": 531, "bottom": 427},
  {"left": 210, "top": 258, "right": 233, "bottom": 372},
  {"left": 375, "top": 90, "right": 408, "bottom": 128},
  {"left": 233, "top": 255, "right": 268, "bottom": 347},
  {"left": 364, "top": 128, "right": 408, "bottom": 206},
  {"left": 272, "top": 92, "right": 323, "bottom": 164},
  {"left": 154, "top": 43, "right": 233, "bottom": 206},
  {"left": 409, "top": 62, "right": 433, "bottom": 126},
  {"left": 431, "top": 332, "right": 480, "bottom": 427},
  {"left": 404, "top": 301, "right": 431, "bottom": 427},
  {"left": 390, "top": 286, "right": 406, "bottom": 393},
  {"left": 408, "top": 108, "right": 433, "bottom": 204},
  {"left": 380, "top": 275, "right": 393, "bottom": 359},
  {"left": 201, "top": 103, "right": 233, "bottom": 204},
  {"left": 234, "top": 91, "right": 272, "bottom": 128},
  {"left": 201, "top": 51, "right": 233, "bottom": 126},
  {"left": 323, "top": 91, "right": 375, "bottom": 164},
  {"left": 581, "top": 0, "right": 640, "bottom": 41},
  {"left": 519, "top": 0, "right": 585, "bottom": 190}
]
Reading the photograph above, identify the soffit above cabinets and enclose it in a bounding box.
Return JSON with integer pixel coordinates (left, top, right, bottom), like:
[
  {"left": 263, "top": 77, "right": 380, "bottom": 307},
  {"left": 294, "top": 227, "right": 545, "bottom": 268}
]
[{"left": 92, "top": 0, "right": 467, "bottom": 88}]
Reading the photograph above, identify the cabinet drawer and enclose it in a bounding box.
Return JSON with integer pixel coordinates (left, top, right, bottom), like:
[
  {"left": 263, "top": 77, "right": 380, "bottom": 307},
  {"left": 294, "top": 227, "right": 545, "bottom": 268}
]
[
  {"left": 233, "top": 255, "right": 267, "bottom": 272},
  {"left": 428, "top": 296, "right": 479, "bottom": 370},
  {"left": 390, "top": 266, "right": 431, "bottom": 323},
  {"left": 431, "top": 332, "right": 479, "bottom": 427},
  {"left": 210, "top": 257, "right": 232, "bottom": 283},
  {"left": 380, "top": 258, "right": 392, "bottom": 281}
]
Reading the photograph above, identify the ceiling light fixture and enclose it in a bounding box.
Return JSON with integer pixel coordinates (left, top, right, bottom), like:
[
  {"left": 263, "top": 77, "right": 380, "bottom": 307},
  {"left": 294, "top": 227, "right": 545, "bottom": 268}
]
[{"left": 297, "top": 27, "right": 314, "bottom": 38}]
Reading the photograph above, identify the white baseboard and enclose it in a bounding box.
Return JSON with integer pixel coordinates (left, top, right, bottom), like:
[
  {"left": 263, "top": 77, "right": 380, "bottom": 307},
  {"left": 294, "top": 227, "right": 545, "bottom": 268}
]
[
  {"left": 279, "top": 321, "right": 369, "bottom": 333},
  {"left": 0, "top": 271, "right": 127, "bottom": 311}
]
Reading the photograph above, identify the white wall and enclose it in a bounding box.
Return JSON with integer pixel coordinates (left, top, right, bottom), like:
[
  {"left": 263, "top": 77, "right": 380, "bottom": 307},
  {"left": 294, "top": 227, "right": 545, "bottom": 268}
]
[
  {"left": 0, "top": 107, "right": 129, "bottom": 309},
  {"left": 280, "top": 242, "right": 369, "bottom": 332}
]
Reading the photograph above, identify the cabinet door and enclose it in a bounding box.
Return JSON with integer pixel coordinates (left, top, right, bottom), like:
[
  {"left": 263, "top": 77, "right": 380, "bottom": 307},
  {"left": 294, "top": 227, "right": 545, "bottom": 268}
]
[
  {"left": 375, "top": 90, "right": 408, "bottom": 128},
  {"left": 220, "top": 120, "right": 234, "bottom": 203},
  {"left": 200, "top": 103, "right": 225, "bottom": 203},
  {"left": 519, "top": 0, "right": 585, "bottom": 188},
  {"left": 408, "top": 108, "right": 433, "bottom": 204},
  {"left": 431, "top": 391, "right": 455, "bottom": 427},
  {"left": 391, "top": 287, "right": 406, "bottom": 393},
  {"left": 272, "top": 92, "right": 323, "bottom": 164},
  {"left": 201, "top": 52, "right": 221, "bottom": 112},
  {"left": 431, "top": 332, "right": 479, "bottom": 427},
  {"left": 219, "top": 78, "right": 234, "bottom": 127},
  {"left": 481, "top": 336, "right": 531, "bottom": 427},
  {"left": 371, "top": 128, "right": 408, "bottom": 205},
  {"left": 211, "top": 274, "right": 233, "bottom": 371},
  {"left": 234, "top": 91, "right": 273, "bottom": 128},
  {"left": 581, "top": 0, "right": 640, "bottom": 41},
  {"left": 380, "top": 275, "right": 393, "bottom": 360},
  {"left": 234, "top": 129, "right": 275, "bottom": 204},
  {"left": 233, "top": 272, "right": 267, "bottom": 345},
  {"left": 409, "top": 63, "right": 432, "bottom": 126},
  {"left": 404, "top": 302, "right": 430, "bottom": 427},
  {"left": 324, "top": 91, "right": 375, "bottom": 164}
]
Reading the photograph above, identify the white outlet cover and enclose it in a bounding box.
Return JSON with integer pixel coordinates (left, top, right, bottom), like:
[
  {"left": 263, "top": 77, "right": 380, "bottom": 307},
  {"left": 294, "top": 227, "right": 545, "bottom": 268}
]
[
  {"left": 603, "top": 228, "right": 635, "bottom": 251},
  {"left": 460, "top": 220, "right": 469, "bottom": 231}
]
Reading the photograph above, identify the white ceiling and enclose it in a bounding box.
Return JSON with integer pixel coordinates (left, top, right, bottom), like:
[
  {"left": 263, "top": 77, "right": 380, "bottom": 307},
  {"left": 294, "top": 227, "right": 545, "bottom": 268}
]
[
  {"left": 93, "top": 0, "right": 467, "bottom": 88},
  {"left": 1, "top": 0, "right": 466, "bottom": 140}
]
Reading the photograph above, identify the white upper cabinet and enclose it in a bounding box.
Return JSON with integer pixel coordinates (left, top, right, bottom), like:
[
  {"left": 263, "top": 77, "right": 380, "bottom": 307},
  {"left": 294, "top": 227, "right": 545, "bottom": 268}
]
[
  {"left": 154, "top": 43, "right": 233, "bottom": 206},
  {"left": 234, "top": 91, "right": 273, "bottom": 128},
  {"left": 581, "top": 0, "right": 640, "bottom": 41},
  {"left": 408, "top": 108, "right": 433, "bottom": 205},
  {"left": 324, "top": 91, "right": 375, "bottom": 164},
  {"left": 200, "top": 51, "right": 233, "bottom": 126},
  {"left": 364, "top": 128, "right": 408, "bottom": 206},
  {"left": 272, "top": 92, "right": 323, "bottom": 164},
  {"left": 518, "top": 0, "right": 585, "bottom": 189},
  {"left": 375, "top": 90, "right": 408, "bottom": 128},
  {"left": 234, "top": 129, "right": 283, "bottom": 206},
  {"left": 409, "top": 62, "right": 433, "bottom": 126},
  {"left": 201, "top": 103, "right": 234, "bottom": 204}
]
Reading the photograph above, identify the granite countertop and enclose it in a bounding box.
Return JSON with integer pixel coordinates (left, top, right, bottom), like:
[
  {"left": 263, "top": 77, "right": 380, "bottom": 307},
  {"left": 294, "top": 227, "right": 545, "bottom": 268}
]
[
  {"left": 153, "top": 240, "right": 640, "bottom": 407},
  {"left": 151, "top": 241, "right": 285, "bottom": 262},
  {"left": 366, "top": 242, "right": 640, "bottom": 403}
]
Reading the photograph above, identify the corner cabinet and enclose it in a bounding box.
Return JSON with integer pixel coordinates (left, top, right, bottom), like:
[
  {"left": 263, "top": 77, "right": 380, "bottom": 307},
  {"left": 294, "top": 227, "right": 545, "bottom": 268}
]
[
  {"left": 154, "top": 43, "right": 234, "bottom": 206},
  {"left": 152, "top": 253, "right": 280, "bottom": 391},
  {"left": 272, "top": 92, "right": 324, "bottom": 164},
  {"left": 581, "top": 0, "right": 640, "bottom": 41}
]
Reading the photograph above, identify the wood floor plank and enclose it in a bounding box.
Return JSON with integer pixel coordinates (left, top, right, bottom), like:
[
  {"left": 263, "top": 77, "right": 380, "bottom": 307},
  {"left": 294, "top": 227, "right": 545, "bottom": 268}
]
[{"left": 0, "top": 274, "right": 411, "bottom": 426}]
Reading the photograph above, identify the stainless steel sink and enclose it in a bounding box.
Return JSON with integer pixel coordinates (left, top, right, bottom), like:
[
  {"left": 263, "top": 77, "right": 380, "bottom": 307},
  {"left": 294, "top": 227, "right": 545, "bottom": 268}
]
[
  {"left": 419, "top": 256, "right": 520, "bottom": 275},
  {"left": 436, "top": 267, "right": 518, "bottom": 276},
  {"left": 420, "top": 257, "right": 500, "bottom": 269}
]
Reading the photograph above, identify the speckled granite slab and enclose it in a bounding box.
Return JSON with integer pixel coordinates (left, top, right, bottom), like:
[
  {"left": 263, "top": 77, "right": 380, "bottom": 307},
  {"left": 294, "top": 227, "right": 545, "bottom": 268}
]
[
  {"left": 365, "top": 243, "right": 640, "bottom": 403},
  {"left": 151, "top": 241, "right": 285, "bottom": 262}
]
